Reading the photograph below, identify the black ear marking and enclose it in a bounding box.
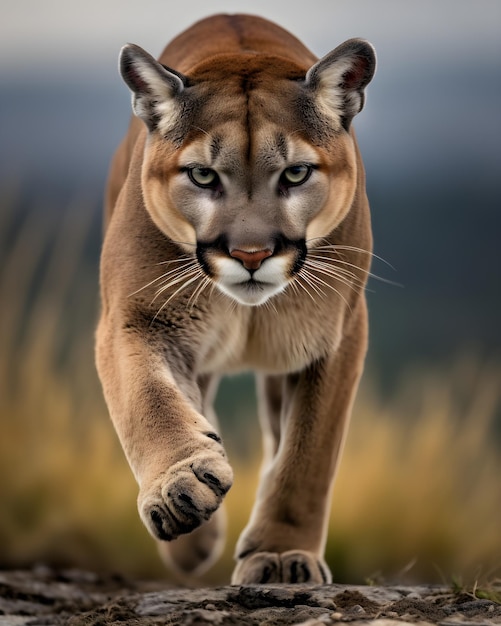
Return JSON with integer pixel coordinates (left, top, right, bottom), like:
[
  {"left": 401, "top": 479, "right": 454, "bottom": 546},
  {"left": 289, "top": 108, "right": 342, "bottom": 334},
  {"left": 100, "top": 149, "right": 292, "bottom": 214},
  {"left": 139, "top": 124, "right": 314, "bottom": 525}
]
[
  {"left": 120, "top": 47, "right": 151, "bottom": 94},
  {"left": 119, "top": 43, "right": 186, "bottom": 96},
  {"left": 118, "top": 43, "right": 188, "bottom": 131}
]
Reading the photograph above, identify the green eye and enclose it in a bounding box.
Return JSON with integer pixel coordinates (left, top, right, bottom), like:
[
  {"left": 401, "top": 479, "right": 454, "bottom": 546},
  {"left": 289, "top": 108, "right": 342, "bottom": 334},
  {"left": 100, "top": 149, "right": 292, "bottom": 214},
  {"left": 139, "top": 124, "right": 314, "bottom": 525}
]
[
  {"left": 281, "top": 165, "right": 311, "bottom": 186},
  {"left": 188, "top": 167, "right": 219, "bottom": 188}
]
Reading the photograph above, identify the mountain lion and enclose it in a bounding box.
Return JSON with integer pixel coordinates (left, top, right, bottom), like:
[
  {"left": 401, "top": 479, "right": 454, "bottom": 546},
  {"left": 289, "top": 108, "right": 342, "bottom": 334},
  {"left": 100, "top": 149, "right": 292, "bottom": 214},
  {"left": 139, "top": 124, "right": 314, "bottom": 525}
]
[{"left": 96, "top": 14, "right": 376, "bottom": 584}]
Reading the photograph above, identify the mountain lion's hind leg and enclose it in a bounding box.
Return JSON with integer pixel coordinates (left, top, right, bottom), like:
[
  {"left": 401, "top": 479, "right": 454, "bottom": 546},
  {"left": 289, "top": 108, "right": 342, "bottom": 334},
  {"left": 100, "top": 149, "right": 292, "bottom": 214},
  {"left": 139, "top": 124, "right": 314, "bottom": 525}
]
[{"left": 232, "top": 304, "right": 368, "bottom": 584}]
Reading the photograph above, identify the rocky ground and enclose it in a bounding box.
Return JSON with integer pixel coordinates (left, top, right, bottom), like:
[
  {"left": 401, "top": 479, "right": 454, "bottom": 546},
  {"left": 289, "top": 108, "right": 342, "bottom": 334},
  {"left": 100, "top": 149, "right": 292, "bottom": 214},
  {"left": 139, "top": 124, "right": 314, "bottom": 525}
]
[{"left": 0, "top": 566, "right": 500, "bottom": 626}]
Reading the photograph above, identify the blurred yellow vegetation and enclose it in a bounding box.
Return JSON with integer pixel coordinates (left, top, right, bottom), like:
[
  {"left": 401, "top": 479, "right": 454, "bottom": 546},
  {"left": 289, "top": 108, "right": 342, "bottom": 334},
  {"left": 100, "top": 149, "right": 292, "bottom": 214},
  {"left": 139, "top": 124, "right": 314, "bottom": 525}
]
[{"left": 1, "top": 193, "right": 500, "bottom": 584}]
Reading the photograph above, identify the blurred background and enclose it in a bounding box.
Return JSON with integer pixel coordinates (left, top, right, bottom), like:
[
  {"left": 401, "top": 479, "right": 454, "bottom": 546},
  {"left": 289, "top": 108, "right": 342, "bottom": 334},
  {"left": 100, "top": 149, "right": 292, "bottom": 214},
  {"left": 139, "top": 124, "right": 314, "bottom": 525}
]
[{"left": 1, "top": 0, "right": 500, "bottom": 585}]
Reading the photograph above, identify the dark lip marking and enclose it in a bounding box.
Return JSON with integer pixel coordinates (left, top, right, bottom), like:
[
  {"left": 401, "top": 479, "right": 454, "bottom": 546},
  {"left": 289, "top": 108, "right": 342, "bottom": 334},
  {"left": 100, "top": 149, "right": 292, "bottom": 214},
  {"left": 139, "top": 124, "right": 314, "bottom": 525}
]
[
  {"left": 196, "top": 235, "right": 229, "bottom": 277},
  {"left": 198, "top": 235, "right": 306, "bottom": 283},
  {"left": 291, "top": 239, "right": 307, "bottom": 275}
]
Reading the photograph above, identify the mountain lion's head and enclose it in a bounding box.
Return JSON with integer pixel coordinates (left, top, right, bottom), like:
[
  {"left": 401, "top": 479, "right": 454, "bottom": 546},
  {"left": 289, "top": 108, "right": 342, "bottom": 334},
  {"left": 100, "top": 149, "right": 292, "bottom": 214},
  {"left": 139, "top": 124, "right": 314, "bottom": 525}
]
[{"left": 120, "top": 38, "right": 375, "bottom": 306}]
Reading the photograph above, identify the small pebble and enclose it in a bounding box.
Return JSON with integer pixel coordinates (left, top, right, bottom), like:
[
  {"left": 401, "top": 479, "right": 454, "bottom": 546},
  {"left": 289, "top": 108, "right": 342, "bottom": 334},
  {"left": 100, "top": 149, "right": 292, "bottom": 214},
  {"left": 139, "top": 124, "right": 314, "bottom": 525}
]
[
  {"left": 351, "top": 604, "right": 365, "bottom": 614},
  {"left": 318, "top": 599, "right": 336, "bottom": 609}
]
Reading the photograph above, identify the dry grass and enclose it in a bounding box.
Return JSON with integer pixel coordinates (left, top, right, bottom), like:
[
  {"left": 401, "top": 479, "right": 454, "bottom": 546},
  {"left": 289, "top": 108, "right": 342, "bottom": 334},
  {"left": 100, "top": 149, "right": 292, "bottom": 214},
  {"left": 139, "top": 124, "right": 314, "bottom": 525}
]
[
  {"left": 1, "top": 192, "right": 500, "bottom": 584},
  {"left": 330, "top": 361, "right": 501, "bottom": 583}
]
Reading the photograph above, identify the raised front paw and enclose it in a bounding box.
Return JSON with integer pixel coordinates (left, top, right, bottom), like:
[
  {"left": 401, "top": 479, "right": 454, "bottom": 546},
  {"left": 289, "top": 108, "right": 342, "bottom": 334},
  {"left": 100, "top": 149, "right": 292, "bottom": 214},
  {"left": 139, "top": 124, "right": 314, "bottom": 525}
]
[
  {"left": 231, "top": 550, "right": 332, "bottom": 584},
  {"left": 138, "top": 447, "right": 233, "bottom": 541}
]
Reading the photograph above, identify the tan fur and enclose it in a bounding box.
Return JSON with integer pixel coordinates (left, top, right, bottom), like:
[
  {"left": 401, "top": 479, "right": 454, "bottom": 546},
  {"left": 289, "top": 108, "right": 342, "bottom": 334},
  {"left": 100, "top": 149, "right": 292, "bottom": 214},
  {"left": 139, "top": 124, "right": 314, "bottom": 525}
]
[{"left": 96, "top": 14, "right": 376, "bottom": 583}]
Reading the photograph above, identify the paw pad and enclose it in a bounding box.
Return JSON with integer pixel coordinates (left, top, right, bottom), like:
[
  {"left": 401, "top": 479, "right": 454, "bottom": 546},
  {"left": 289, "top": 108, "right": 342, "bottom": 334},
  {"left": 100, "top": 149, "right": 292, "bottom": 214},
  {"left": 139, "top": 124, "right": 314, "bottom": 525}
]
[{"left": 139, "top": 452, "right": 233, "bottom": 542}]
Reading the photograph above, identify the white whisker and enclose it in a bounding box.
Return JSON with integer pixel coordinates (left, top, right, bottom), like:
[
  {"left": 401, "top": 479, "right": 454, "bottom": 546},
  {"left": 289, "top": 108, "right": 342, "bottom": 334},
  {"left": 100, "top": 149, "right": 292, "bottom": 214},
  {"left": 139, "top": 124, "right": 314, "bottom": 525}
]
[
  {"left": 154, "top": 261, "right": 199, "bottom": 284},
  {"left": 208, "top": 281, "right": 218, "bottom": 300},
  {"left": 310, "top": 253, "right": 369, "bottom": 276},
  {"left": 295, "top": 270, "right": 327, "bottom": 303},
  {"left": 223, "top": 292, "right": 239, "bottom": 314},
  {"left": 187, "top": 275, "right": 212, "bottom": 312},
  {"left": 307, "top": 249, "right": 401, "bottom": 288},
  {"left": 293, "top": 278, "right": 319, "bottom": 304},
  {"left": 287, "top": 274, "right": 309, "bottom": 301},
  {"left": 307, "top": 251, "right": 357, "bottom": 269},
  {"left": 313, "top": 243, "right": 395, "bottom": 270},
  {"left": 152, "top": 265, "right": 200, "bottom": 303},
  {"left": 155, "top": 255, "right": 195, "bottom": 266},
  {"left": 306, "top": 257, "right": 364, "bottom": 284},
  {"left": 261, "top": 295, "right": 278, "bottom": 315},
  {"left": 128, "top": 258, "right": 197, "bottom": 297},
  {"left": 168, "top": 239, "right": 197, "bottom": 249},
  {"left": 301, "top": 266, "right": 352, "bottom": 311},
  {"left": 153, "top": 263, "right": 199, "bottom": 287},
  {"left": 152, "top": 272, "right": 203, "bottom": 323},
  {"left": 286, "top": 279, "right": 300, "bottom": 299},
  {"left": 305, "top": 262, "right": 366, "bottom": 295}
]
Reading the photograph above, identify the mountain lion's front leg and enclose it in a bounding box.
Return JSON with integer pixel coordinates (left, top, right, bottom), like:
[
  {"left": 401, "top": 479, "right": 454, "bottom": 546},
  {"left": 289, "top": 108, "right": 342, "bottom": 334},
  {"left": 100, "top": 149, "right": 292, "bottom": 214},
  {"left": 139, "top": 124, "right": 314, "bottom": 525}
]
[
  {"left": 233, "top": 304, "right": 368, "bottom": 584},
  {"left": 96, "top": 318, "right": 233, "bottom": 546},
  {"left": 156, "top": 374, "right": 229, "bottom": 577}
]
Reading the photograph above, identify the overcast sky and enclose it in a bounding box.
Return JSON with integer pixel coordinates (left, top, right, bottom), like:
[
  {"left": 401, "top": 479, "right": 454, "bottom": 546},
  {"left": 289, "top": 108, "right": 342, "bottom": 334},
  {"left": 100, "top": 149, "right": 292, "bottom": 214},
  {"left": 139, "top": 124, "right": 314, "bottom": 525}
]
[{"left": 2, "top": 0, "right": 500, "bottom": 78}]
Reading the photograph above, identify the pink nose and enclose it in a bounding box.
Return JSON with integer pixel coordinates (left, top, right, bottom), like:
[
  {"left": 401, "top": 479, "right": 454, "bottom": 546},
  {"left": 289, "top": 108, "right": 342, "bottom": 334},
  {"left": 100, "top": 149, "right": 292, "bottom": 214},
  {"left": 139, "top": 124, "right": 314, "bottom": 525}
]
[{"left": 230, "top": 248, "right": 273, "bottom": 270}]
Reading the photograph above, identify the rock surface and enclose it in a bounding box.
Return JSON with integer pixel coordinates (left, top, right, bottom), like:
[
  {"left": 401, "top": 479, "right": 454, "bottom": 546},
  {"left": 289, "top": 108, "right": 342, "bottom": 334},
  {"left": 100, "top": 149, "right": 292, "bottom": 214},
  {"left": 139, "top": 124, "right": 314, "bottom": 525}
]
[{"left": 0, "top": 567, "right": 500, "bottom": 626}]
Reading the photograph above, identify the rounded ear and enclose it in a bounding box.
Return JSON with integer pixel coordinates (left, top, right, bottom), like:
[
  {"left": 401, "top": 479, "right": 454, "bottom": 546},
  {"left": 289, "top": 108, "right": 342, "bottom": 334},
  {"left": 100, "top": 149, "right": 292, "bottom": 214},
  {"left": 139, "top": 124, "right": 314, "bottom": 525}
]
[
  {"left": 305, "top": 39, "right": 376, "bottom": 129},
  {"left": 119, "top": 43, "right": 189, "bottom": 132}
]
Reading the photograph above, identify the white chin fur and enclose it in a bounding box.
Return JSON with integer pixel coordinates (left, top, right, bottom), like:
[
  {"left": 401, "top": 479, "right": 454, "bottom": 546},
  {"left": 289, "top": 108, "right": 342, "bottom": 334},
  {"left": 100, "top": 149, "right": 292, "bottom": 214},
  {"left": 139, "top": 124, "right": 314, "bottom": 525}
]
[
  {"left": 214, "top": 257, "right": 289, "bottom": 306},
  {"left": 216, "top": 281, "right": 286, "bottom": 306}
]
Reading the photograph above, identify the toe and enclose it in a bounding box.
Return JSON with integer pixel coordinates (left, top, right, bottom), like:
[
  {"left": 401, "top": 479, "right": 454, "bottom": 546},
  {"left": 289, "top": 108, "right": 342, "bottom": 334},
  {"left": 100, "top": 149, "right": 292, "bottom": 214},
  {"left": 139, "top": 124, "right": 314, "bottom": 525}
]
[
  {"left": 281, "top": 551, "right": 332, "bottom": 584},
  {"left": 231, "top": 552, "right": 281, "bottom": 584}
]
